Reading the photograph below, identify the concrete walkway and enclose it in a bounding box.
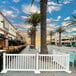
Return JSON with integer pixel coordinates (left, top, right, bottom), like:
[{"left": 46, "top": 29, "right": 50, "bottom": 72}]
[
  {"left": 0, "top": 46, "right": 76, "bottom": 76},
  {"left": 0, "top": 70, "right": 76, "bottom": 76},
  {"left": 20, "top": 45, "right": 39, "bottom": 54}
]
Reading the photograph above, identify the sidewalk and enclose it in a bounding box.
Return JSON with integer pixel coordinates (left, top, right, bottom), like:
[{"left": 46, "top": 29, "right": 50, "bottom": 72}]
[
  {"left": 0, "top": 46, "right": 76, "bottom": 76},
  {"left": 20, "top": 45, "right": 39, "bottom": 54}
]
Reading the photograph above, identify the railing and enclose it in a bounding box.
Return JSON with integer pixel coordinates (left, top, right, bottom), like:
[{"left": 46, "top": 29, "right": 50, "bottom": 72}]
[
  {"left": 38, "top": 54, "right": 70, "bottom": 72},
  {"left": 1, "top": 53, "right": 71, "bottom": 73},
  {"left": 53, "top": 50, "right": 70, "bottom": 70},
  {"left": 5, "top": 54, "right": 36, "bottom": 71}
]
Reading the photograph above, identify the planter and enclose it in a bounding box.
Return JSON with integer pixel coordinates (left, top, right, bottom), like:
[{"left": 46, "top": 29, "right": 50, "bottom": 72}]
[{"left": 30, "top": 45, "right": 35, "bottom": 49}]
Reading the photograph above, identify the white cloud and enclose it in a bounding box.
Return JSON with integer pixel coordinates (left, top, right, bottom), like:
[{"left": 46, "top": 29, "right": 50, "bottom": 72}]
[
  {"left": 22, "top": 4, "right": 40, "bottom": 14},
  {"left": 21, "top": 16, "right": 27, "bottom": 19},
  {"left": 13, "top": 0, "right": 20, "bottom": 3},
  {"left": 47, "top": 24, "right": 56, "bottom": 31},
  {"left": 55, "top": 16, "right": 61, "bottom": 21},
  {"left": 47, "top": 6, "right": 61, "bottom": 13},
  {"left": 47, "top": 18, "right": 51, "bottom": 22},
  {"left": 47, "top": 16, "right": 61, "bottom": 23},
  {"left": 47, "top": 1, "right": 62, "bottom": 13},
  {"left": 11, "top": 14, "right": 17, "bottom": 18},
  {"left": 62, "top": 22, "right": 70, "bottom": 26},
  {"left": 47, "top": 0, "right": 72, "bottom": 13},
  {"left": 2, "top": 9, "right": 17, "bottom": 18},
  {"left": 11, "top": 7, "right": 19, "bottom": 14},
  {"left": 47, "top": 24, "right": 55, "bottom": 28},
  {"left": 2, "top": 9, "right": 13, "bottom": 16},
  {"left": 48, "top": 2, "right": 58, "bottom": 6},
  {"left": 21, "top": 16, "right": 30, "bottom": 19},
  {"left": 63, "top": 0, "right": 72, "bottom": 4},
  {"left": 15, "top": 24, "right": 33, "bottom": 33},
  {"left": 57, "top": 16, "right": 61, "bottom": 20},
  {"left": 24, "top": 24, "right": 32, "bottom": 29},
  {"left": 16, "top": 24, "right": 32, "bottom": 29},
  {"left": 64, "top": 16, "right": 70, "bottom": 20}
]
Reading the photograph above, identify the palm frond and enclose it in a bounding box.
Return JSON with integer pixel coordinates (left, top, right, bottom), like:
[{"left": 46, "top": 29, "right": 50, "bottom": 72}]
[
  {"left": 67, "top": 15, "right": 76, "bottom": 26},
  {"left": 25, "top": 12, "right": 40, "bottom": 26},
  {"left": 49, "top": 31, "right": 54, "bottom": 36},
  {"left": 68, "top": 21, "right": 76, "bottom": 25},
  {"left": 56, "top": 26, "right": 65, "bottom": 33},
  {"left": 27, "top": 26, "right": 36, "bottom": 36}
]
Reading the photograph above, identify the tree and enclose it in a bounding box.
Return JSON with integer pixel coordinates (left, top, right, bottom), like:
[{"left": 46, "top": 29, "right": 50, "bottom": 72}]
[
  {"left": 31, "top": 0, "right": 48, "bottom": 54},
  {"left": 27, "top": 26, "right": 36, "bottom": 46},
  {"left": 25, "top": 12, "right": 40, "bottom": 48},
  {"left": 49, "top": 31, "right": 54, "bottom": 44},
  {"left": 31, "top": 0, "right": 59, "bottom": 54},
  {"left": 40, "top": 0, "right": 48, "bottom": 54},
  {"left": 56, "top": 26, "right": 65, "bottom": 46}
]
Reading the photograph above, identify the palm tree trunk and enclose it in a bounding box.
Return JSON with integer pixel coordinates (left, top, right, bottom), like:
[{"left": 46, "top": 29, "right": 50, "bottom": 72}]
[
  {"left": 31, "top": 27, "right": 36, "bottom": 48},
  {"left": 59, "top": 32, "right": 61, "bottom": 46},
  {"left": 31, "top": 34, "right": 33, "bottom": 45},
  {"left": 31, "top": 36, "right": 32, "bottom": 45},
  {"left": 40, "top": 0, "right": 48, "bottom": 54},
  {"left": 50, "top": 35, "right": 52, "bottom": 44}
]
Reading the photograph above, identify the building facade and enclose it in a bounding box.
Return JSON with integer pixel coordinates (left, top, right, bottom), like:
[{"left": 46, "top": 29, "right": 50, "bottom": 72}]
[{"left": 0, "top": 12, "right": 17, "bottom": 48}]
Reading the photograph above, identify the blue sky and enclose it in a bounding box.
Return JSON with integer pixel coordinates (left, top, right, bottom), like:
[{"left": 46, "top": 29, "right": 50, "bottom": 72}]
[{"left": 0, "top": 0, "right": 76, "bottom": 36}]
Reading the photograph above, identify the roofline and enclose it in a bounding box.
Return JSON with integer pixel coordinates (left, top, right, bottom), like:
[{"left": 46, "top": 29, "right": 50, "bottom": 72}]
[{"left": 0, "top": 12, "right": 16, "bottom": 30}]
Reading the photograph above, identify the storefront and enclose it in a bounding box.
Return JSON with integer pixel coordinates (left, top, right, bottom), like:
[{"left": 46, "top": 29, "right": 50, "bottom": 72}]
[{"left": 0, "top": 33, "right": 5, "bottom": 49}]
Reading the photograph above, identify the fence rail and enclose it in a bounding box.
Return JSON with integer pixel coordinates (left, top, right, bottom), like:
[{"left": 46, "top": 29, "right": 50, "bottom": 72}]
[{"left": 1, "top": 53, "right": 71, "bottom": 73}]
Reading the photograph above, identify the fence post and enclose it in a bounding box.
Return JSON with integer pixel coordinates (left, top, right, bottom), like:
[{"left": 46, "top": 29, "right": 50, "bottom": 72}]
[
  {"left": 65, "top": 54, "right": 71, "bottom": 73},
  {"left": 1, "top": 53, "right": 7, "bottom": 73},
  {"left": 34, "top": 53, "right": 40, "bottom": 74}
]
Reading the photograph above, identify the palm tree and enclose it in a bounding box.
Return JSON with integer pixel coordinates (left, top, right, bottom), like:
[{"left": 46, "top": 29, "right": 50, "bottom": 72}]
[
  {"left": 49, "top": 31, "right": 54, "bottom": 44},
  {"left": 40, "top": 0, "right": 48, "bottom": 54},
  {"left": 56, "top": 26, "right": 65, "bottom": 46},
  {"left": 27, "top": 26, "right": 36, "bottom": 46},
  {"left": 31, "top": 0, "right": 59, "bottom": 54},
  {"left": 31, "top": 0, "right": 48, "bottom": 54},
  {"left": 26, "top": 12, "right": 40, "bottom": 48}
]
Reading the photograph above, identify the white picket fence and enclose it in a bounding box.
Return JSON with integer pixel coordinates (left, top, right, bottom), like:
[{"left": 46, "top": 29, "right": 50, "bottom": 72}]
[
  {"left": 53, "top": 50, "right": 68, "bottom": 68},
  {"left": 1, "top": 53, "right": 71, "bottom": 74}
]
